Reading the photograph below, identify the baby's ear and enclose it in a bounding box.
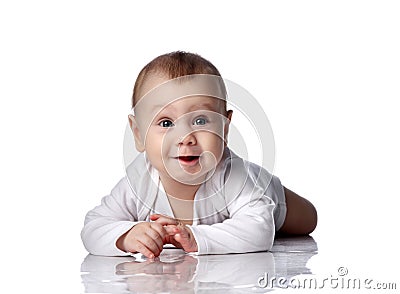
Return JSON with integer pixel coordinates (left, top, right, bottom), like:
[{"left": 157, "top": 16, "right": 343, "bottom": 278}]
[
  {"left": 128, "top": 114, "right": 145, "bottom": 152},
  {"left": 224, "top": 110, "right": 233, "bottom": 146}
]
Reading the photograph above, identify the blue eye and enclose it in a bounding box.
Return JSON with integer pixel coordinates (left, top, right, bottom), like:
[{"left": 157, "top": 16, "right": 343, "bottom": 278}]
[
  {"left": 193, "top": 117, "right": 208, "bottom": 126},
  {"left": 159, "top": 120, "right": 174, "bottom": 128}
]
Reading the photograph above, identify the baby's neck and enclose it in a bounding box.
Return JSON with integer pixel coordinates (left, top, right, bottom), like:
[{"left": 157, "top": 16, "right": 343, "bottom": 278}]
[{"left": 159, "top": 174, "right": 201, "bottom": 200}]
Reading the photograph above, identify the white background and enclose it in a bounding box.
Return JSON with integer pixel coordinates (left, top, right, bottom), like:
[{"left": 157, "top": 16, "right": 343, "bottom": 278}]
[{"left": 1, "top": 1, "right": 399, "bottom": 293}]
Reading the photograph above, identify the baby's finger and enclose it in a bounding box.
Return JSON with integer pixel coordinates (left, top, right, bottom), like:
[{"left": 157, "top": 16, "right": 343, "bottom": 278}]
[
  {"left": 150, "top": 214, "right": 179, "bottom": 226},
  {"left": 174, "top": 233, "right": 192, "bottom": 249},
  {"left": 132, "top": 241, "right": 156, "bottom": 259},
  {"left": 145, "top": 228, "right": 164, "bottom": 252},
  {"left": 174, "top": 228, "right": 189, "bottom": 241},
  {"left": 164, "top": 225, "right": 179, "bottom": 235},
  {"left": 150, "top": 214, "right": 161, "bottom": 221},
  {"left": 149, "top": 222, "right": 168, "bottom": 239},
  {"left": 173, "top": 227, "right": 197, "bottom": 252},
  {"left": 168, "top": 237, "right": 183, "bottom": 249},
  {"left": 137, "top": 234, "right": 162, "bottom": 257}
]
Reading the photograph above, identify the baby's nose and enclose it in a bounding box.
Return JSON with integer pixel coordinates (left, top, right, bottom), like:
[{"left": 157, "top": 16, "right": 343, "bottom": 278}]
[{"left": 178, "top": 132, "right": 197, "bottom": 146}]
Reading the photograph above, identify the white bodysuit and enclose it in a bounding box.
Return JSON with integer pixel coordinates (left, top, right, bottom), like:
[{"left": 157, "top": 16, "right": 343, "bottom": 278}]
[{"left": 81, "top": 148, "right": 286, "bottom": 256}]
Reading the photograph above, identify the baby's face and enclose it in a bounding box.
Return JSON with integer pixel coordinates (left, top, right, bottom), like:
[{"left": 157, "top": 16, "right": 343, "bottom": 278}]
[{"left": 131, "top": 74, "right": 231, "bottom": 185}]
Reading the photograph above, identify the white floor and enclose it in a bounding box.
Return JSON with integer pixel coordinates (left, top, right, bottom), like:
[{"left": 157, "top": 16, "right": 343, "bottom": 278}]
[
  {"left": 79, "top": 236, "right": 315, "bottom": 293},
  {"left": 80, "top": 234, "right": 398, "bottom": 293}
]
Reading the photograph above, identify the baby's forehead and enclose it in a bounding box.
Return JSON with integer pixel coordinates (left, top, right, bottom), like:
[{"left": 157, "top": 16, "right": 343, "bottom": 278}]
[
  {"left": 135, "top": 74, "right": 226, "bottom": 115},
  {"left": 155, "top": 95, "right": 224, "bottom": 113}
]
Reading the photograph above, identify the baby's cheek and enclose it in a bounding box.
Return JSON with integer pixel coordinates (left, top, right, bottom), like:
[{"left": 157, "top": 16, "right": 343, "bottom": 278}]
[
  {"left": 200, "top": 135, "right": 224, "bottom": 165},
  {"left": 210, "top": 133, "right": 225, "bottom": 151}
]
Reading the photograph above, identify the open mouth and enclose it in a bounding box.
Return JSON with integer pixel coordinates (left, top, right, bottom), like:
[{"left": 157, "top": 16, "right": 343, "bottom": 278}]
[{"left": 176, "top": 156, "right": 200, "bottom": 166}]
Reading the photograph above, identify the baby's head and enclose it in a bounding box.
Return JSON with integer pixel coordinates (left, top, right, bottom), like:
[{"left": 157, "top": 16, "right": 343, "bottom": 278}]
[{"left": 129, "top": 51, "right": 232, "bottom": 185}]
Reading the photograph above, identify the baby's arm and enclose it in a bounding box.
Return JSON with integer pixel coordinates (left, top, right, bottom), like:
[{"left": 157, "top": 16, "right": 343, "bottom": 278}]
[
  {"left": 81, "top": 177, "right": 156, "bottom": 256},
  {"left": 189, "top": 192, "right": 275, "bottom": 255}
]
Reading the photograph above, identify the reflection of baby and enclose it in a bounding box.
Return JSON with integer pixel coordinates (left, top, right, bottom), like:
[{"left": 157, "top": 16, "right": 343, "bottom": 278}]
[
  {"left": 118, "top": 254, "right": 198, "bottom": 293},
  {"left": 81, "top": 250, "right": 276, "bottom": 292},
  {"left": 81, "top": 51, "right": 317, "bottom": 257}
]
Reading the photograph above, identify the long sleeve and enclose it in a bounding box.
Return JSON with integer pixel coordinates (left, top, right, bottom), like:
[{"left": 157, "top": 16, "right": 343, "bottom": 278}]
[
  {"left": 188, "top": 154, "right": 280, "bottom": 255},
  {"left": 189, "top": 194, "right": 275, "bottom": 255},
  {"left": 81, "top": 177, "right": 141, "bottom": 256}
]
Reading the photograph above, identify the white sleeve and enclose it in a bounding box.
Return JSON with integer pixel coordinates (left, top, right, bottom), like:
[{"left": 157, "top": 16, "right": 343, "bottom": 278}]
[
  {"left": 189, "top": 196, "right": 275, "bottom": 255},
  {"left": 80, "top": 177, "right": 142, "bottom": 256},
  {"left": 189, "top": 159, "right": 277, "bottom": 255}
]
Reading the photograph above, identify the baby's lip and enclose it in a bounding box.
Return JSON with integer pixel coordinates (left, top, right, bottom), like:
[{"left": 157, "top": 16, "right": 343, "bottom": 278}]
[
  {"left": 174, "top": 155, "right": 201, "bottom": 166},
  {"left": 173, "top": 155, "right": 201, "bottom": 160},
  {"left": 172, "top": 151, "right": 201, "bottom": 157}
]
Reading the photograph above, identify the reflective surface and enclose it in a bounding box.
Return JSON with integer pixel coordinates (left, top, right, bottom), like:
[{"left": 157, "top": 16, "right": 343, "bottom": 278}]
[{"left": 81, "top": 236, "right": 317, "bottom": 293}]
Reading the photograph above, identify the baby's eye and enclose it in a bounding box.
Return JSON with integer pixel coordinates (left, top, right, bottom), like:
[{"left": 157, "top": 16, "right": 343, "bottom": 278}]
[
  {"left": 193, "top": 117, "right": 208, "bottom": 126},
  {"left": 159, "top": 119, "right": 175, "bottom": 128}
]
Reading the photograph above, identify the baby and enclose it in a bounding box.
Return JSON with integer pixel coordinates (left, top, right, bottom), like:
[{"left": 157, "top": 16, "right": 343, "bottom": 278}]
[{"left": 81, "top": 51, "right": 317, "bottom": 257}]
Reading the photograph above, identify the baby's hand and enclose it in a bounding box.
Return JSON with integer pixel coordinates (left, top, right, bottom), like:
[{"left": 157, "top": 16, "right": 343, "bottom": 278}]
[
  {"left": 150, "top": 214, "right": 198, "bottom": 253},
  {"left": 116, "top": 222, "right": 167, "bottom": 258}
]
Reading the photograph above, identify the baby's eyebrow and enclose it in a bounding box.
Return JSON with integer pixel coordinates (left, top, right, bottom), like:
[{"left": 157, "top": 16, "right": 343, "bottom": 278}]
[
  {"left": 151, "top": 102, "right": 217, "bottom": 113},
  {"left": 188, "top": 103, "right": 217, "bottom": 112},
  {"left": 152, "top": 103, "right": 176, "bottom": 112}
]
